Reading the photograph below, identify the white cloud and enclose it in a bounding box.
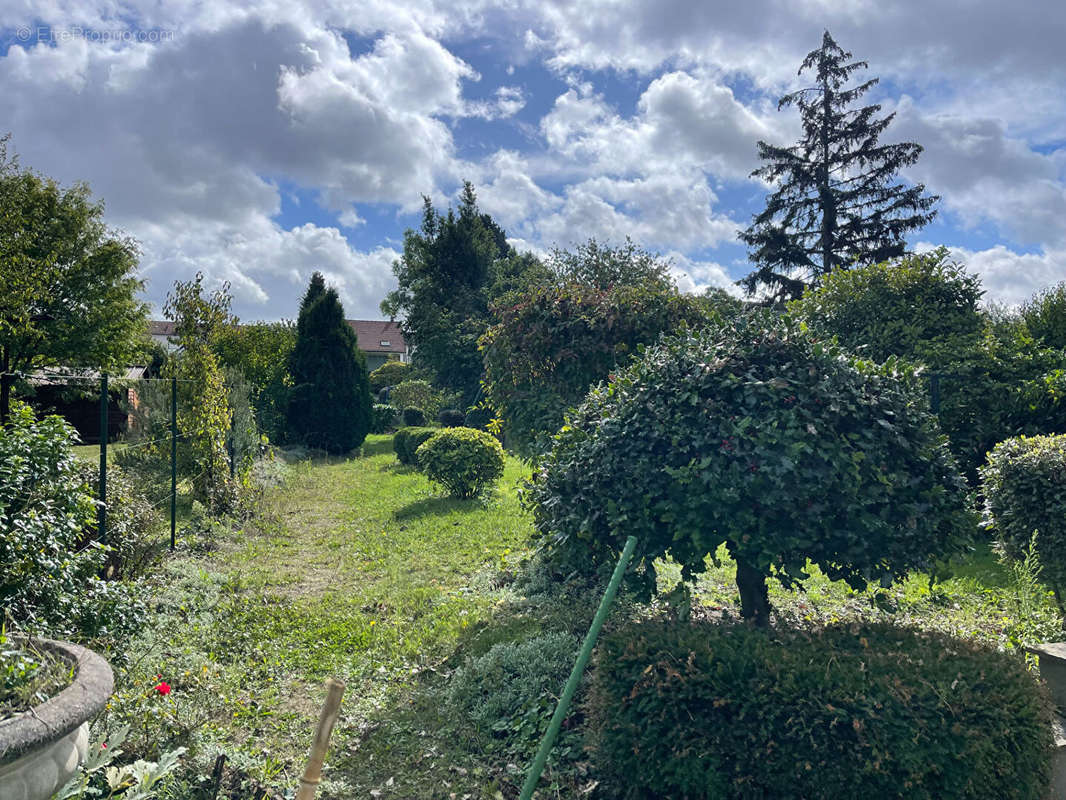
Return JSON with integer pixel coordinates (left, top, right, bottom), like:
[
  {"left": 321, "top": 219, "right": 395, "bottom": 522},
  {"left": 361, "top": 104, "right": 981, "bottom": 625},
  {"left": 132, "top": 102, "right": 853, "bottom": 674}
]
[{"left": 921, "top": 243, "right": 1066, "bottom": 307}]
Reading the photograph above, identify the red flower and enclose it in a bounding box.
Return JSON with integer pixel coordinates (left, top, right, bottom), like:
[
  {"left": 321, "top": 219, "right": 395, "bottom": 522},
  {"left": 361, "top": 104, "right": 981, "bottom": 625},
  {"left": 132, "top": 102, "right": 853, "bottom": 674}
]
[{"left": 155, "top": 681, "right": 172, "bottom": 696}]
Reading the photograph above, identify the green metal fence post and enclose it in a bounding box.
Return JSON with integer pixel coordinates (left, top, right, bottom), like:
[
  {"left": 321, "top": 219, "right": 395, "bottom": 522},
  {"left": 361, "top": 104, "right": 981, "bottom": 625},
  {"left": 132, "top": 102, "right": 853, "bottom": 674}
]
[
  {"left": 170, "top": 377, "right": 177, "bottom": 551},
  {"left": 518, "top": 535, "right": 638, "bottom": 800},
  {"left": 98, "top": 373, "right": 108, "bottom": 545}
]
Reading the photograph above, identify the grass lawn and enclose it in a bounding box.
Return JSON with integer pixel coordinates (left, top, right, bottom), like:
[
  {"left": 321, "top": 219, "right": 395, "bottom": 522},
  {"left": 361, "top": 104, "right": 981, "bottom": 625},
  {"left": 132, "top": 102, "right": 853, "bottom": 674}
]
[{"left": 102, "top": 434, "right": 1063, "bottom": 799}]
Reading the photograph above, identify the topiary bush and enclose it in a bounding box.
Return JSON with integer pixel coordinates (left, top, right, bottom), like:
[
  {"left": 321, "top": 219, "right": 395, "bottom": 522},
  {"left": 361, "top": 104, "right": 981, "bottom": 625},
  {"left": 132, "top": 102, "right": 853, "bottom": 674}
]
[
  {"left": 371, "top": 403, "right": 398, "bottom": 434},
  {"left": 402, "top": 406, "right": 426, "bottom": 427},
  {"left": 369, "top": 360, "right": 412, "bottom": 392},
  {"left": 443, "top": 632, "right": 580, "bottom": 758},
  {"left": 389, "top": 379, "right": 445, "bottom": 419},
  {"left": 982, "top": 434, "right": 1066, "bottom": 607},
  {"left": 393, "top": 427, "right": 436, "bottom": 466},
  {"left": 527, "top": 313, "right": 974, "bottom": 624},
  {"left": 416, "top": 427, "right": 505, "bottom": 498},
  {"left": 588, "top": 620, "right": 1053, "bottom": 800},
  {"left": 438, "top": 408, "right": 465, "bottom": 428}
]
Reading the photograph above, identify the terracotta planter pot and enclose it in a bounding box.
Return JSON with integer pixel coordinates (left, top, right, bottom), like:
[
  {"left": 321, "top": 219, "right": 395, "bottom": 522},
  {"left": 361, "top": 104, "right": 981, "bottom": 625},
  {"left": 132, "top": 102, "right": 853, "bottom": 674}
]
[{"left": 0, "top": 637, "right": 113, "bottom": 800}]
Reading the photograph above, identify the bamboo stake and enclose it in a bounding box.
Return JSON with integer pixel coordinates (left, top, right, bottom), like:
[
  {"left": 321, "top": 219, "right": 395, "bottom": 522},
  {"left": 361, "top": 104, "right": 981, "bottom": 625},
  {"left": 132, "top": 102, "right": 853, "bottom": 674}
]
[{"left": 295, "top": 678, "right": 346, "bottom": 800}]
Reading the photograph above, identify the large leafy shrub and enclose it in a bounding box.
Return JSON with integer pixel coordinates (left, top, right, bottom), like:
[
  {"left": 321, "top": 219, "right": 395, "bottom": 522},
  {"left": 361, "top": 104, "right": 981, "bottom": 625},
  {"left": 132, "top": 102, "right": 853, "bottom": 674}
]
[
  {"left": 437, "top": 408, "right": 465, "bottom": 428},
  {"left": 75, "top": 462, "right": 158, "bottom": 580},
  {"left": 417, "top": 428, "right": 505, "bottom": 498},
  {"left": 393, "top": 427, "right": 436, "bottom": 466},
  {"left": 792, "top": 252, "right": 1066, "bottom": 476},
  {"left": 287, "top": 273, "right": 372, "bottom": 454},
  {"left": 527, "top": 314, "right": 974, "bottom": 623},
  {"left": 389, "top": 379, "right": 448, "bottom": 419},
  {"left": 481, "top": 280, "right": 717, "bottom": 456},
  {"left": 1021, "top": 281, "right": 1066, "bottom": 350},
  {"left": 444, "top": 632, "right": 579, "bottom": 758},
  {"left": 982, "top": 434, "right": 1066, "bottom": 606},
  {"left": 214, "top": 321, "right": 295, "bottom": 443},
  {"left": 0, "top": 405, "right": 142, "bottom": 639},
  {"left": 587, "top": 621, "right": 1052, "bottom": 800},
  {"left": 402, "top": 406, "right": 426, "bottom": 427}
]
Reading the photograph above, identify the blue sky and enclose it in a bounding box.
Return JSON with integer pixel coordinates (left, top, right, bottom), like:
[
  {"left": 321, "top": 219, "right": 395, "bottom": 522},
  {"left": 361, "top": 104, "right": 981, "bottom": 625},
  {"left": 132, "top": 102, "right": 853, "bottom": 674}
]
[{"left": 1, "top": 0, "right": 1064, "bottom": 320}]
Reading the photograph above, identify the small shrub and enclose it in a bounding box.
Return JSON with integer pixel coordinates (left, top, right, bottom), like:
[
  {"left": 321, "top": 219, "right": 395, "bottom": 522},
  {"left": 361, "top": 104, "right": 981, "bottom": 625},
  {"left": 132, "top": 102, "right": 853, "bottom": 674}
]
[
  {"left": 393, "top": 427, "right": 436, "bottom": 466},
  {"left": 444, "top": 632, "right": 579, "bottom": 757},
  {"left": 982, "top": 434, "right": 1066, "bottom": 604},
  {"left": 588, "top": 620, "right": 1053, "bottom": 800},
  {"left": 402, "top": 406, "right": 426, "bottom": 427},
  {"left": 390, "top": 379, "right": 444, "bottom": 419},
  {"left": 417, "top": 428, "right": 505, "bottom": 499},
  {"left": 438, "top": 408, "right": 465, "bottom": 428},
  {"left": 371, "top": 404, "right": 398, "bottom": 434}
]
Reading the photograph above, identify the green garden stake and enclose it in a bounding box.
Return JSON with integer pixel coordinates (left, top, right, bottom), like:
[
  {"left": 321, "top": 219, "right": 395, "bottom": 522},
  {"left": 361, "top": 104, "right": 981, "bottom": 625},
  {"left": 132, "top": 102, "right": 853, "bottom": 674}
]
[
  {"left": 98, "top": 373, "right": 108, "bottom": 545},
  {"left": 170, "top": 376, "right": 177, "bottom": 551},
  {"left": 518, "top": 535, "right": 638, "bottom": 800}
]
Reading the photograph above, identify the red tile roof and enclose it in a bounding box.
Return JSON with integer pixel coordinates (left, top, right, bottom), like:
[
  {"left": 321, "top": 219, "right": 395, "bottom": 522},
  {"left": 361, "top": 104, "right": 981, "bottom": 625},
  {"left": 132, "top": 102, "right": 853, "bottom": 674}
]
[{"left": 348, "top": 320, "right": 407, "bottom": 353}]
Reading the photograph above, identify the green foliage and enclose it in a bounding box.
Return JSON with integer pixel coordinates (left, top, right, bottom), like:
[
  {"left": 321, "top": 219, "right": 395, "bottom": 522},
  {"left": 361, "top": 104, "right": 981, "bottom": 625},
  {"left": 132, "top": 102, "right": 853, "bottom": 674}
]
[
  {"left": 393, "top": 427, "right": 436, "bottom": 466},
  {"left": 389, "top": 379, "right": 449, "bottom": 419},
  {"left": 481, "top": 277, "right": 717, "bottom": 456},
  {"left": 368, "top": 360, "right": 412, "bottom": 392},
  {"left": 0, "top": 404, "right": 143, "bottom": 640},
  {"left": 547, "top": 238, "right": 674, "bottom": 291},
  {"left": 463, "top": 404, "right": 495, "bottom": 431},
  {"left": 588, "top": 620, "right": 1052, "bottom": 800},
  {"left": 0, "top": 140, "right": 149, "bottom": 418},
  {"left": 402, "top": 407, "right": 426, "bottom": 427},
  {"left": 164, "top": 274, "right": 239, "bottom": 512},
  {"left": 739, "top": 32, "right": 938, "bottom": 301},
  {"left": 793, "top": 254, "right": 1066, "bottom": 477},
  {"left": 982, "top": 435, "right": 1066, "bottom": 604},
  {"left": 437, "top": 409, "right": 465, "bottom": 428},
  {"left": 0, "top": 632, "right": 72, "bottom": 719},
  {"left": 214, "top": 321, "right": 295, "bottom": 443},
  {"left": 527, "top": 313, "right": 974, "bottom": 622},
  {"left": 370, "top": 403, "right": 398, "bottom": 434},
  {"left": 287, "top": 273, "right": 372, "bottom": 454},
  {"left": 76, "top": 462, "right": 158, "bottom": 580},
  {"left": 382, "top": 182, "right": 522, "bottom": 404},
  {"left": 55, "top": 723, "right": 185, "bottom": 799},
  {"left": 1021, "top": 281, "right": 1066, "bottom": 350},
  {"left": 443, "top": 632, "right": 579, "bottom": 758},
  {"left": 417, "top": 428, "right": 505, "bottom": 498},
  {"left": 791, "top": 249, "right": 984, "bottom": 363}
]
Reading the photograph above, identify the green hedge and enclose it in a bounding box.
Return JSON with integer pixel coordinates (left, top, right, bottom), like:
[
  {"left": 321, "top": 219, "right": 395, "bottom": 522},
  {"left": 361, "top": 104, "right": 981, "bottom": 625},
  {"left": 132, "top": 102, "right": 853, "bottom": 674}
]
[
  {"left": 416, "top": 427, "right": 505, "bottom": 498},
  {"left": 588, "top": 621, "right": 1053, "bottom": 800},
  {"left": 982, "top": 434, "right": 1066, "bottom": 600},
  {"left": 393, "top": 427, "right": 436, "bottom": 466},
  {"left": 402, "top": 406, "right": 426, "bottom": 427},
  {"left": 371, "top": 404, "right": 398, "bottom": 434}
]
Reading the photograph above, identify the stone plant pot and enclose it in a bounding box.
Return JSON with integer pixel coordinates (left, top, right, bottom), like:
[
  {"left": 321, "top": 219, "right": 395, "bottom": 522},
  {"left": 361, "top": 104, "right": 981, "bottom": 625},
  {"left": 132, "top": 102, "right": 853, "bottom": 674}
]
[
  {"left": 0, "top": 638, "right": 114, "bottom": 800},
  {"left": 1025, "top": 643, "right": 1066, "bottom": 799}
]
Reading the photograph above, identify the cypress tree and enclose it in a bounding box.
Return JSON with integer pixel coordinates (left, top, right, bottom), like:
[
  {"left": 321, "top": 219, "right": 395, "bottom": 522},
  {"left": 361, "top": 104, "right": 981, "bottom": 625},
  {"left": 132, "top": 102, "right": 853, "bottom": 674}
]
[
  {"left": 286, "top": 273, "right": 371, "bottom": 453},
  {"left": 739, "top": 31, "right": 939, "bottom": 302}
]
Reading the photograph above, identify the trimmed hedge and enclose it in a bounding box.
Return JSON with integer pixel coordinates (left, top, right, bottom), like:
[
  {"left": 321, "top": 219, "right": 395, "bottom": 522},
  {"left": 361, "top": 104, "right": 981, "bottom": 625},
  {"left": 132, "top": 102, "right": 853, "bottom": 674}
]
[
  {"left": 393, "top": 427, "right": 436, "bottom": 466},
  {"left": 371, "top": 403, "right": 398, "bottom": 434},
  {"left": 416, "top": 427, "right": 505, "bottom": 498},
  {"left": 402, "top": 406, "right": 426, "bottom": 427},
  {"left": 982, "top": 434, "right": 1066, "bottom": 600},
  {"left": 438, "top": 408, "right": 465, "bottom": 428},
  {"left": 588, "top": 621, "right": 1053, "bottom": 800}
]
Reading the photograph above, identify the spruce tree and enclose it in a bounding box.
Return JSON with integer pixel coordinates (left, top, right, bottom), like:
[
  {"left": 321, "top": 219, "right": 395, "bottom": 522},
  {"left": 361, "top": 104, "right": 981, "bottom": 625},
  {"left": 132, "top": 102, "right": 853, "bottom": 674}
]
[
  {"left": 739, "top": 31, "right": 938, "bottom": 302},
  {"left": 286, "top": 273, "right": 371, "bottom": 453}
]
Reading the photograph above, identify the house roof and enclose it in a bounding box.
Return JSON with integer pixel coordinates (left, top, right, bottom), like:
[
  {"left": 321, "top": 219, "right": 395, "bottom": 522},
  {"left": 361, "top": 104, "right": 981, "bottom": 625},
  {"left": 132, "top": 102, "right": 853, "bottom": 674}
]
[
  {"left": 149, "top": 319, "right": 408, "bottom": 354},
  {"left": 347, "top": 320, "right": 407, "bottom": 354}
]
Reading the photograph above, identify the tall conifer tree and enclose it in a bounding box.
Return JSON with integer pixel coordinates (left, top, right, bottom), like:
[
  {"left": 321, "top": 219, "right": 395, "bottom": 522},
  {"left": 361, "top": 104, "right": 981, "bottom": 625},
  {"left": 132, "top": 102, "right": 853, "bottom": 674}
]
[
  {"left": 739, "top": 31, "right": 938, "bottom": 302},
  {"left": 287, "top": 273, "right": 371, "bottom": 453}
]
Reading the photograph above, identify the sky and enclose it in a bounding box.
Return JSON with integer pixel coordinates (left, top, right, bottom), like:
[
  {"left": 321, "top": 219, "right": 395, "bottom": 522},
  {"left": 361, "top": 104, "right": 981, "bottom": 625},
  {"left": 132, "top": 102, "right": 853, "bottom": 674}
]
[{"left": 1, "top": 1, "right": 1064, "bottom": 321}]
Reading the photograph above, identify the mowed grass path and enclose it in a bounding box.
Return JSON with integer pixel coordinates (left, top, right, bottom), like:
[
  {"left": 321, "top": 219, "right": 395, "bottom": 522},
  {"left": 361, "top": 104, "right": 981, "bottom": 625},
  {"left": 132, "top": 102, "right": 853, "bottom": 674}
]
[{"left": 120, "top": 434, "right": 534, "bottom": 797}]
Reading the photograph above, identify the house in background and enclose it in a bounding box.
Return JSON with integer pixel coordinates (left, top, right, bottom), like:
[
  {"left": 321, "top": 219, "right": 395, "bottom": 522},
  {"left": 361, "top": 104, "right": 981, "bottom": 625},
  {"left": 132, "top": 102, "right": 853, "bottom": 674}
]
[
  {"left": 347, "top": 320, "right": 409, "bottom": 372},
  {"left": 149, "top": 319, "right": 409, "bottom": 373}
]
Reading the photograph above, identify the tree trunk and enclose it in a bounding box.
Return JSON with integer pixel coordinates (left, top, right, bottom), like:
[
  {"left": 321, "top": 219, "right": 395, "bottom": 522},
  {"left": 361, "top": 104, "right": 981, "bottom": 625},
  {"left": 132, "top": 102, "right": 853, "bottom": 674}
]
[{"left": 735, "top": 557, "right": 771, "bottom": 627}]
